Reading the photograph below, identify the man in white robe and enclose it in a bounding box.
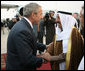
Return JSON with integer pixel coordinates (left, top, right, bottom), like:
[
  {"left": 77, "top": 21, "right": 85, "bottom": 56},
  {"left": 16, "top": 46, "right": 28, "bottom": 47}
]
[
  {"left": 55, "top": 11, "right": 78, "bottom": 70},
  {"left": 39, "top": 11, "right": 79, "bottom": 70}
]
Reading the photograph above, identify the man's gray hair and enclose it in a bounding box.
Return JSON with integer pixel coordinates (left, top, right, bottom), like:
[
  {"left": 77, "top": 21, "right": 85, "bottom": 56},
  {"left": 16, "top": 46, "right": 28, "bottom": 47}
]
[
  {"left": 23, "top": 3, "right": 41, "bottom": 17},
  {"left": 81, "top": 4, "right": 84, "bottom": 17}
]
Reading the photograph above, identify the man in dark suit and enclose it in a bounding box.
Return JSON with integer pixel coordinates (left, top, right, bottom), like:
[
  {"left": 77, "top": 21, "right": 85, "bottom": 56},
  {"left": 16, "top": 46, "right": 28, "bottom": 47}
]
[{"left": 5, "top": 3, "right": 47, "bottom": 70}]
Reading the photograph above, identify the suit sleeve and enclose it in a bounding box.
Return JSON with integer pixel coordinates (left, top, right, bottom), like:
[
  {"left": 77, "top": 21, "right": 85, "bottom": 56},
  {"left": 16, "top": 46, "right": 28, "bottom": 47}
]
[
  {"left": 36, "top": 43, "right": 46, "bottom": 52},
  {"left": 13, "top": 31, "right": 43, "bottom": 67}
]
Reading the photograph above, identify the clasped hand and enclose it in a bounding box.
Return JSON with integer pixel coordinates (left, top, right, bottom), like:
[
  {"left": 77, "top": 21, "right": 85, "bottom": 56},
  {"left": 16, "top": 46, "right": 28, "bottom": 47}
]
[{"left": 37, "top": 51, "right": 66, "bottom": 62}]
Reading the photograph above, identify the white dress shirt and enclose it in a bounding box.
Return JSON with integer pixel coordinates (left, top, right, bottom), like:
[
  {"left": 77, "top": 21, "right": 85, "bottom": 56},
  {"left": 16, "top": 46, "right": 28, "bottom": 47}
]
[{"left": 24, "top": 17, "right": 33, "bottom": 29}]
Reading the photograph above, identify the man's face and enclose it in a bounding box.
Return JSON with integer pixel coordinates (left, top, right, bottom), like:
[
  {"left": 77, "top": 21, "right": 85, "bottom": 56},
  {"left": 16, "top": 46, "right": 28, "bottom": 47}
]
[
  {"left": 56, "top": 14, "right": 62, "bottom": 29},
  {"left": 33, "top": 8, "right": 42, "bottom": 24},
  {"left": 73, "top": 14, "right": 78, "bottom": 19},
  {"left": 80, "top": 10, "right": 84, "bottom": 28}
]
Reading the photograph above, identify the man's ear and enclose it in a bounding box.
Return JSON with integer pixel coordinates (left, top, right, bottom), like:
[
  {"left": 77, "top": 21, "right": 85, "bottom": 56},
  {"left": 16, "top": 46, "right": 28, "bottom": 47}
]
[{"left": 31, "top": 12, "right": 35, "bottom": 19}]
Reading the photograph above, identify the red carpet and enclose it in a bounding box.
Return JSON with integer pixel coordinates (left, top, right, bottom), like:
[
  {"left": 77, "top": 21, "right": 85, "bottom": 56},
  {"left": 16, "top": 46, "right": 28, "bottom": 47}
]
[
  {"left": 1, "top": 53, "right": 7, "bottom": 70},
  {"left": 37, "top": 62, "right": 52, "bottom": 70},
  {"left": 1, "top": 54, "right": 51, "bottom": 70}
]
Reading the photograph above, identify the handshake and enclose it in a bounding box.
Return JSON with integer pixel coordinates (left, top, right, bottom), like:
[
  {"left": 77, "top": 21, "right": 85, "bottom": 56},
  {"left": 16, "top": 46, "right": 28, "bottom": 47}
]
[
  {"left": 37, "top": 42, "right": 66, "bottom": 63},
  {"left": 37, "top": 52, "right": 66, "bottom": 63}
]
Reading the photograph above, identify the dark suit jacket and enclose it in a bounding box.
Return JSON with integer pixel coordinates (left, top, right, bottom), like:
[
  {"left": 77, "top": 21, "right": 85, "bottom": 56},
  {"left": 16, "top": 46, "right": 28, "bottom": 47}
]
[{"left": 5, "top": 18, "right": 46, "bottom": 70}]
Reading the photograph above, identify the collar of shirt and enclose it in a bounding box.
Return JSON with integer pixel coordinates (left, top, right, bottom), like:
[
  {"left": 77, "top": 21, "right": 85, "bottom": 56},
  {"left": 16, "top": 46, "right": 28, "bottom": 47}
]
[{"left": 24, "top": 17, "right": 33, "bottom": 29}]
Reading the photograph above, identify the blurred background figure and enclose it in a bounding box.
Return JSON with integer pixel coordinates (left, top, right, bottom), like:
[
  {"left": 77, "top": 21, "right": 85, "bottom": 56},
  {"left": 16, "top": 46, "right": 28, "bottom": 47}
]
[
  {"left": 5, "top": 18, "right": 10, "bottom": 27},
  {"left": 1, "top": 20, "right": 5, "bottom": 34},
  {"left": 43, "top": 11, "right": 56, "bottom": 45},
  {"left": 37, "top": 18, "right": 44, "bottom": 43},
  {"left": 72, "top": 13, "right": 80, "bottom": 29},
  {"left": 8, "top": 16, "right": 19, "bottom": 30},
  {"left": 80, "top": 5, "right": 84, "bottom": 38}
]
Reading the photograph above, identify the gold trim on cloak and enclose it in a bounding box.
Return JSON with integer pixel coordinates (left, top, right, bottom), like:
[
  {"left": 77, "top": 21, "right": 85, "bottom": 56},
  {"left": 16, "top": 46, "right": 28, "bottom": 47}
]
[
  {"left": 65, "top": 27, "right": 84, "bottom": 70},
  {"left": 65, "top": 31, "right": 72, "bottom": 70},
  {"left": 65, "top": 27, "right": 74, "bottom": 70}
]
